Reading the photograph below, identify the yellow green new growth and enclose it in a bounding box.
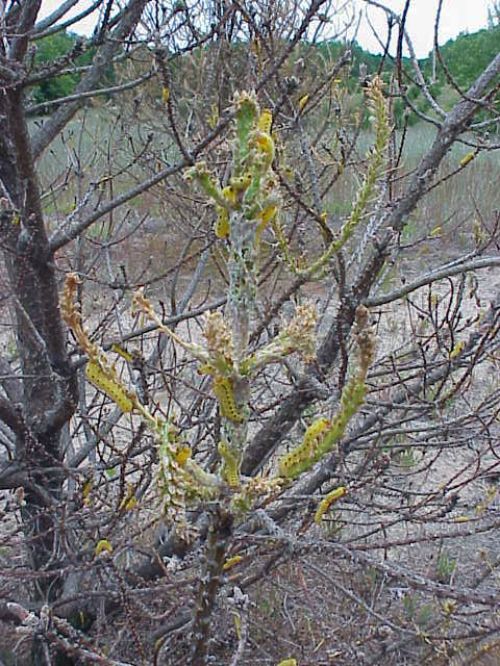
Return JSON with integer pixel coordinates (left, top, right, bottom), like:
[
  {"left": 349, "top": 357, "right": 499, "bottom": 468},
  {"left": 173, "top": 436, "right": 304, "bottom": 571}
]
[
  {"left": 274, "top": 76, "right": 390, "bottom": 277},
  {"left": 187, "top": 91, "right": 278, "bottom": 242}
]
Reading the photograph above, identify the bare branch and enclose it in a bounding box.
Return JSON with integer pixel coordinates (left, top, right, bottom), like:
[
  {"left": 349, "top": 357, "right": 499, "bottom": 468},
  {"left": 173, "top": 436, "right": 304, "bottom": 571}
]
[
  {"left": 0, "top": 393, "right": 23, "bottom": 435},
  {"left": 366, "top": 256, "right": 500, "bottom": 307},
  {"left": 33, "top": 1, "right": 102, "bottom": 39}
]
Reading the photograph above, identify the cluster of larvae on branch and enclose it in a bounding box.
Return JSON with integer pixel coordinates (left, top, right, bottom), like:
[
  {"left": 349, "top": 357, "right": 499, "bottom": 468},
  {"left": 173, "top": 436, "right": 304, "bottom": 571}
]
[
  {"left": 62, "top": 282, "right": 374, "bottom": 530},
  {"left": 60, "top": 81, "right": 384, "bottom": 530},
  {"left": 185, "top": 92, "right": 280, "bottom": 245}
]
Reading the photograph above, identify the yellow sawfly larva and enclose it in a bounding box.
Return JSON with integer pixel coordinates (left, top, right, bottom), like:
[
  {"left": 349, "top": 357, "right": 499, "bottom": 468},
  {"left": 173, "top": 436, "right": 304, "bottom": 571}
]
[
  {"left": 85, "top": 360, "right": 134, "bottom": 413},
  {"left": 279, "top": 417, "right": 331, "bottom": 478},
  {"left": 278, "top": 449, "right": 307, "bottom": 478},
  {"left": 257, "top": 204, "right": 277, "bottom": 226},
  {"left": 449, "top": 340, "right": 465, "bottom": 359},
  {"left": 301, "top": 417, "right": 331, "bottom": 455},
  {"left": 214, "top": 207, "right": 230, "bottom": 239},
  {"left": 174, "top": 445, "right": 192, "bottom": 466},
  {"left": 222, "top": 185, "right": 237, "bottom": 206},
  {"left": 223, "top": 555, "right": 243, "bottom": 571},
  {"left": 459, "top": 151, "right": 475, "bottom": 167},
  {"left": 252, "top": 131, "right": 275, "bottom": 163},
  {"left": 314, "top": 486, "right": 347, "bottom": 524},
  {"left": 213, "top": 376, "right": 244, "bottom": 424},
  {"left": 298, "top": 94, "right": 309, "bottom": 112},
  {"left": 257, "top": 109, "right": 273, "bottom": 134},
  {"left": 218, "top": 439, "right": 240, "bottom": 487},
  {"left": 95, "top": 539, "right": 113, "bottom": 556},
  {"left": 111, "top": 343, "right": 133, "bottom": 362},
  {"left": 230, "top": 174, "right": 252, "bottom": 191}
]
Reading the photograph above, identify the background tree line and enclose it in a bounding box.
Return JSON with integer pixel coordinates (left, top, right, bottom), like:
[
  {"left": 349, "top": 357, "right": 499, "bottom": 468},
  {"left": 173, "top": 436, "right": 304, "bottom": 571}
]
[{"left": 30, "top": 17, "right": 499, "bottom": 126}]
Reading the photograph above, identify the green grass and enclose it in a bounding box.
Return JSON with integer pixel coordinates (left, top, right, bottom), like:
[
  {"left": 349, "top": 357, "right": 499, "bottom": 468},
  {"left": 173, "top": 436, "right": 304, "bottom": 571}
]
[{"left": 35, "top": 106, "right": 179, "bottom": 226}]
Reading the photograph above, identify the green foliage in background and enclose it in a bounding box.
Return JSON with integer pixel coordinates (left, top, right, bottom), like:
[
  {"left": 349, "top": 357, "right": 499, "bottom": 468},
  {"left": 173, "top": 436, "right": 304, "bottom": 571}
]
[
  {"left": 31, "top": 23, "right": 498, "bottom": 120},
  {"left": 428, "top": 26, "right": 500, "bottom": 90},
  {"left": 322, "top": 24, "right": 499, "bottom": 126},
  {"left": 31, "top": 32, "right": 96, "bottom": 108}
]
